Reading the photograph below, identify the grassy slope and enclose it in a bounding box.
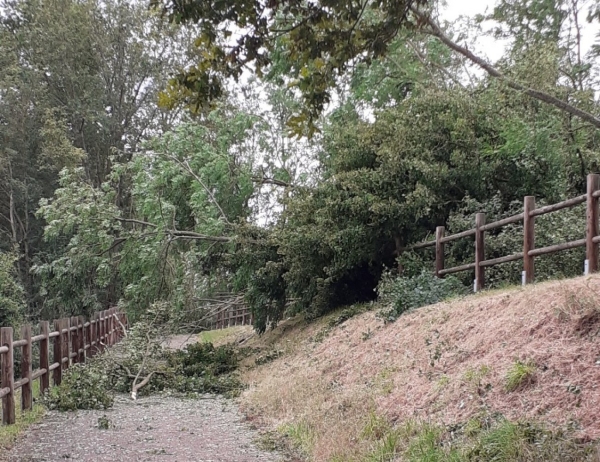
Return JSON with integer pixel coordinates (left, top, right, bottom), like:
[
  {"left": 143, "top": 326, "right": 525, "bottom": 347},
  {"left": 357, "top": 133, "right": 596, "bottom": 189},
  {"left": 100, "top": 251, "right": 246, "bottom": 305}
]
[{"left": 213, "top": 275, "right": 600, "bottom": 461}]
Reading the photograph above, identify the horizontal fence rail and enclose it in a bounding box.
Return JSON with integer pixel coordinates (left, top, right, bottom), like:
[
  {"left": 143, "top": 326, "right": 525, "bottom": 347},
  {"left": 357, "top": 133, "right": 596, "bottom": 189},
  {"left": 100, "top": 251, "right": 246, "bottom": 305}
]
[
  {"left": 0, "top": 307, "right": 127, "bottom": 426},
  {"left": 410, "top": 173, "right": 600, "bottom": 291}
]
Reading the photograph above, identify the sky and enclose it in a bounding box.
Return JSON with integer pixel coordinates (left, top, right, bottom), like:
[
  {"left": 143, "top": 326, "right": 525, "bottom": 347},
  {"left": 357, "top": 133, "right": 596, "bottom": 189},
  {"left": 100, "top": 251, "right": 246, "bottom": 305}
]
[{"left": 442, "top": 0, "right": 598, "bottom": 62}]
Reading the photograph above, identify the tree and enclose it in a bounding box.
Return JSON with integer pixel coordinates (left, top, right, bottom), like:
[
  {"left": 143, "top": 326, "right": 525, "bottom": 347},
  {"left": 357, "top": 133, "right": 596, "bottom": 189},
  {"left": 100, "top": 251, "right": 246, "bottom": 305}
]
[
  {"left": 35, "top": 108, "right": 260, "bottom": 320},
  {"left": 0, "top": 0, "right": 190, "bottom": 317}
]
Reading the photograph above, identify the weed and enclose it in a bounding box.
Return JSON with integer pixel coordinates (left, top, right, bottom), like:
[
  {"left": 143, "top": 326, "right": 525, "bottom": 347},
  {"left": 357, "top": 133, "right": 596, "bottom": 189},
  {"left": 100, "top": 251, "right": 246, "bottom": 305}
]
[
  {"left": 436, "top": 375, "right": 450, "bottom": 390},
  {"left": 470, "top": 420, "right": 531, "bottom": 460},
  {"left": 279, "top": 421, "right": 316, "bottom": 455},
  {"left": 361, "top": 329, "right": 373, "bottom": 341},
  {"left": 362, "top": 411, "right": 391, "bottom": 441},
  {"left": 505, "top": 360, "right": 536, "bottom": 392},
  {"left": 364, "top": 430, "right": 401, "bottom": 462},
  {"left": 374, "top": 368, "right": 396, "bottom": 395},
  {"left": 403, "top": 423, "right": 461, "bottom": 462},
  {"left": 254, "top": 349, "right": 284, "bottom": 366},
  {"left": 463, "top": 365, "right": 490, "bottom": 384}
]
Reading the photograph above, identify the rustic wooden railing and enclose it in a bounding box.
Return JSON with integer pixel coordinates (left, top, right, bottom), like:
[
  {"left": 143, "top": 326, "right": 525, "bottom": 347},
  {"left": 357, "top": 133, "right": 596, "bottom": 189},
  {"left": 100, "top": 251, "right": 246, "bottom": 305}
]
[
  {"left": 411, "top": 173, "right": 600, "bottom": 291},
  {"left": 210, "top": 306, "right": 252, "bottom": 330},
  {"left": 0, "top": 307, "right": 127, "bottom": 425}
]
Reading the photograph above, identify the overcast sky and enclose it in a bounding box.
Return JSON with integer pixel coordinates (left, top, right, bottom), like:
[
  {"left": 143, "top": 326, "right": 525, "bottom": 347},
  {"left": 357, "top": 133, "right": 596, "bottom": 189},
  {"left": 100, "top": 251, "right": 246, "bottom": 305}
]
[{"left": 442, "top": 0, "right": 598, "bottom": 61}]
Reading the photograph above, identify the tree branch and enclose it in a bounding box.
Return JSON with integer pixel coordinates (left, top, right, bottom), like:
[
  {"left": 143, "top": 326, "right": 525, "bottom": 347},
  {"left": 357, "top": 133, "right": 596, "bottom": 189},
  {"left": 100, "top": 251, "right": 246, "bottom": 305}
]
[
  {"left": 252, "top": 176, "right": 292, "bottom": 188},
  {"left": 411, "top": 7, "right": 600, "bottom": 129}
]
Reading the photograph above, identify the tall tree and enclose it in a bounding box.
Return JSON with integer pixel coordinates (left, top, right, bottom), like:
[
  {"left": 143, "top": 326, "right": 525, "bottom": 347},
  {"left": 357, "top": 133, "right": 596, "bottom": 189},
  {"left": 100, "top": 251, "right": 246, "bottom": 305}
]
[{"left": 0, "top": 0, "right": 189, "bottom": 317}]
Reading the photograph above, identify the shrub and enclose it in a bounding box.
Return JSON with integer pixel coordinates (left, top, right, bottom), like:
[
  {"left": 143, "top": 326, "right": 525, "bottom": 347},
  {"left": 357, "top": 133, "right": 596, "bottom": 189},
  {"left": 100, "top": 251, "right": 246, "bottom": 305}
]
[
  {"left": 44, "top": 363, "right": 113, "bottom": 411},
  {"left": 166, "top": 342, "right": 239, "bottom": 377},
  {"left": 377, "top": 270, "right": 467, "bottom": 322}
]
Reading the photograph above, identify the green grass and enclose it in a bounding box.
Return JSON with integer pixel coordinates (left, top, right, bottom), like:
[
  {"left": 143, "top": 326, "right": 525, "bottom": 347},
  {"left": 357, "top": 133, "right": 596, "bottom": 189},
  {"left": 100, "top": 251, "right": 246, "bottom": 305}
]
[
  {"left": 198, "top": 327, "right": 244, "bottom": 344},
  {"left": 505, "top": 360, "right": 536, "bottom": 392},
  {"left": 0, "top": 379, "right": 46, "bottom": 451},
  {"left": 278, "top": 420, "right": 316, "bottom": 455},
  {"left": 354, "top": 415, "right": 599, "bottom": 462}
]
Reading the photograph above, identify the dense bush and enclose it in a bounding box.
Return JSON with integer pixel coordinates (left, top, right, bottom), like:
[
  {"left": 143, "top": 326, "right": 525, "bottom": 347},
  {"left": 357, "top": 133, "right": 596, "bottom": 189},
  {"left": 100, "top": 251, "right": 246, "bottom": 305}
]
[
  {"left": 166, "top": 342, "right": 239, "bottom": 377},
  {"left": 377, "top": 270, "right": 467, "bottom": 322},
  {"left": 44, "top": 363, "right": 114, "bottom": 411}
]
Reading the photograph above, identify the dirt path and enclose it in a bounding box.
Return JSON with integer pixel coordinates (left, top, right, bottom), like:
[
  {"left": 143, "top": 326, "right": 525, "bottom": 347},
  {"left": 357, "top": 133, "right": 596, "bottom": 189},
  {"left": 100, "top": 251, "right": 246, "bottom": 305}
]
[{"left": 3, "top": 394, "right": 286, "bottom": 462}]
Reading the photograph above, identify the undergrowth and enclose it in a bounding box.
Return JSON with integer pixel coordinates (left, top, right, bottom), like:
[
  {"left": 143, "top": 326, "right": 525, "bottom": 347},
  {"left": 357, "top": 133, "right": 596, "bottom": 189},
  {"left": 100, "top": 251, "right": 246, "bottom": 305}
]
[
  {"left": 0, "top": 383, "right": 45, "bottom": 451},
  {"left": 353, "top": 414, "right": 599, "bottom": 462},
  {"left": 377, "top": 270, "right": 467, "bottom": 322}
]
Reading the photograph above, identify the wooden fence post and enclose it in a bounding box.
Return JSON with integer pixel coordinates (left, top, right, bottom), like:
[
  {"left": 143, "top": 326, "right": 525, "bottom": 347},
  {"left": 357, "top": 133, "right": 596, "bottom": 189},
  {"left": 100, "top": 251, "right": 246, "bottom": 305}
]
[
  {"left": 88, "top": 316, "right": 95, "bottom": 357},
  {"left": 586, "top": 174, "right": 600, "bottom": 274},
  {"left": 435, "top": 226, "right": 445, "bottom": 278},
  {"left": 107, "top": 310, "right": 111, "bottom": 345},
  {"left": 53, "top": 320, "right": 62, "bottom": 386},
  {"left": 475, "top": 213, "right": 485, "bottom": 292},
  {"left": 39, "top": 321, "right": 50, "bottom": 394},
  {"left": 20, "top": 325, "right": 32, "bottom": 411},
  {"left": 63, "top": 318, "right": 70, "bottom": 371},
  {"left": 99, "top": 312, "right": 103, "bottom": 348},
  {"left": 70, "top": 316, "right": 78, "bottom": 365},
  {"left": 72, "top": 316, "right": 78, "bottom": 363},
  {"left": 104, "top": 310, "right": 109, "bottom": 347},
  {"left": 523, "top": 196, "right": 536, "bottom": 284},
  {"left": 1, "top": 327, "right": 15, "bottom": 425},
  {"left": 79, "top": 316, "right": 85, "bottom": 362},
  {"left": 111, "top": 309, "right": 115, "bottom": 345},
  {"left": 84, "top": 317, "right": 90, "bottom": 361}
]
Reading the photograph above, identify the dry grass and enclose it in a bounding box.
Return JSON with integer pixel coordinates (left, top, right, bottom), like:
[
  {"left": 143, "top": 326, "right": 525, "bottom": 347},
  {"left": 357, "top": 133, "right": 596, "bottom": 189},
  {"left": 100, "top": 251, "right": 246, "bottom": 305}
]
[{"left": 237, "top": 275, "right": 600, "bottom": 461}]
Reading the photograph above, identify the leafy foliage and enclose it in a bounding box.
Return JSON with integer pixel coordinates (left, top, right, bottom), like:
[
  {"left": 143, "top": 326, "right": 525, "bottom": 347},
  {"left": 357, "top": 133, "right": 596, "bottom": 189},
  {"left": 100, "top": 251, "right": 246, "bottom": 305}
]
[
  {"left": 166, "top": 342, "right": 239, "bottom": 378},
  {"left": 377, "top": 271, "right": 467, "bottom": 322},
  {"left": 0, "top": 251, "right": 25, "bottom": 327},
  {"left": 44, "top": 363, "right": 114, "bottom": 411},
  {"left": 153, "top": 0, "right": 428, "bottom": 133}
]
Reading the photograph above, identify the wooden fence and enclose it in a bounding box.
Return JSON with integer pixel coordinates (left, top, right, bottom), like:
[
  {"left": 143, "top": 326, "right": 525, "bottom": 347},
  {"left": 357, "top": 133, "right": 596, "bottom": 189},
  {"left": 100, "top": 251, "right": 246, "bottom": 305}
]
[
  {"left": 0, "top": 307, "right": 127, "bottom": 425},
  {"left": 411, "top": 173, "right": 600, "bottom": 291},
  {"left": 210, "top": 306, "right": 252, "bottom": 330}
]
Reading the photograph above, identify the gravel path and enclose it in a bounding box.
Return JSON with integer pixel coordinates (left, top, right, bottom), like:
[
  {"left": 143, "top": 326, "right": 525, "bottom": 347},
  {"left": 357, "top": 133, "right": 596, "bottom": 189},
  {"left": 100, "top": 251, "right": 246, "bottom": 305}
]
[{"left": 3, "top": 395, "right": 286, "bottom": 461}]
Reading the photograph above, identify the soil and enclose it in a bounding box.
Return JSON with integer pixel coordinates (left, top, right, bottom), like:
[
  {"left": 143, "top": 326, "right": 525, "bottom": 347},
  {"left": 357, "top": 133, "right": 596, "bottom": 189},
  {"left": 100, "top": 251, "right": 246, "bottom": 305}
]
[{"left": 3, "top": 394, "right": 287, "bottom": 462}]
